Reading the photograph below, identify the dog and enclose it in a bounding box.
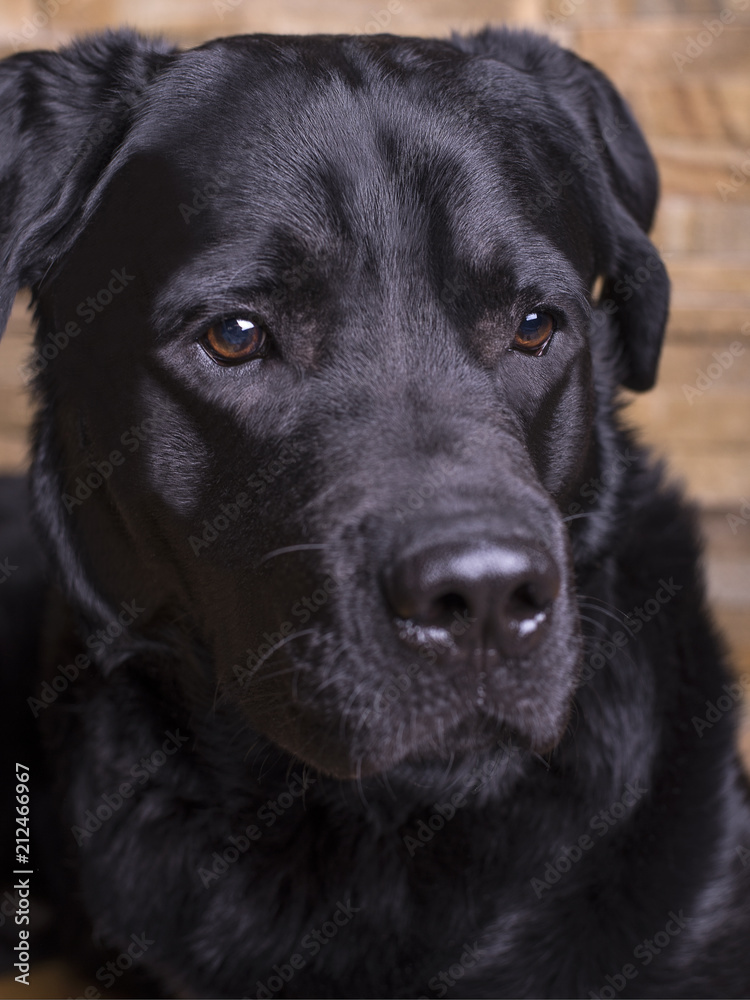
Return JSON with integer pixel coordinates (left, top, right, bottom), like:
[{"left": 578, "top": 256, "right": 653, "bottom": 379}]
[{"left": 1, "top": 25, "right": 749, "bottom": 998}]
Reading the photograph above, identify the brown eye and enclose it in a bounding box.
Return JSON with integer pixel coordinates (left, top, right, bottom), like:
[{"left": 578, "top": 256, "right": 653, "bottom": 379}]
[
  {"left": 512, "top": 312, "right": 556, "bottom": 355},
  {"left": 202, "top": 317, "right": 267, "bottom": 365}
]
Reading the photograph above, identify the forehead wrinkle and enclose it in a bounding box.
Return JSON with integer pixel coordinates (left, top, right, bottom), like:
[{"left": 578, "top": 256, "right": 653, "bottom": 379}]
[
  {"left": 130, "top": 43, "right": 590, "bottom": 339},
  {"left": 509, "top": 230, "right": 583, "bottom": 288},
  {"left": 152, "top": 232, "right": 336, "bottom": 332}
]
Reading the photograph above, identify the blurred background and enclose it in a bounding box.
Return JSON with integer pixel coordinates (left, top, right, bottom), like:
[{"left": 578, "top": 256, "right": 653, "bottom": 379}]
[{"left": 0, "top": 0, "right": 748, "bottom": 995}]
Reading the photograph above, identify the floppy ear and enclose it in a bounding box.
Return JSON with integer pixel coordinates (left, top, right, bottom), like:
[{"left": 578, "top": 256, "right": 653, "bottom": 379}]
[
  {"left": 0, "top": 30, "right": 174, "bottom": 339},
  {"left": 453, "top": 28, "right": 670, "bottom": 392},
  {"left": 559, "top": 49, "right": 670, "bottom": 393}
]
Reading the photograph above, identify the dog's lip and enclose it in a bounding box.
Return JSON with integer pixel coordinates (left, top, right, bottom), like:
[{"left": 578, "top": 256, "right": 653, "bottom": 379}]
[
  {"left": 244, "top": 654, "right": 576, "bottom": 777},
  {"left": 332, "top": 705, "right": 563, "bottom": 780}
]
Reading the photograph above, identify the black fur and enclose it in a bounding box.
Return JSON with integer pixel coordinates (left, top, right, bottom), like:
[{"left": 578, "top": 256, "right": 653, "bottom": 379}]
[{"left": 0, "top": 27, "right": 748, "bottom": 998}]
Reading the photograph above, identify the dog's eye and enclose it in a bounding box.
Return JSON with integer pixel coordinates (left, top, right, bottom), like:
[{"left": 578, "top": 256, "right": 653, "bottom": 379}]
[
  {"left": 201, "top": 317, "right": 267, "bottom": 365},
  {"left": 512, "top": 312, "right": 555, "bottom": 356}
]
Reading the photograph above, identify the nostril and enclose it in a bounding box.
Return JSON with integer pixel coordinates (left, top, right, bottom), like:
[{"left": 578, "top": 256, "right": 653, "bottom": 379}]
[
  {"left": 508, "top": 581, "right": 551, "bottom": 618},
  {"left": 431, "top": 592, "right": 471, "bottom": 625}
]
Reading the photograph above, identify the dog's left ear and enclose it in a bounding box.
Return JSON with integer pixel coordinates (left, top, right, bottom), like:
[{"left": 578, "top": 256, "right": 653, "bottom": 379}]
[
  {"left": 0, "top": 30, "right": 174, "bottom": 339},
  {"left": 453, "top": 28, "right": 670, "bottom": 391}
]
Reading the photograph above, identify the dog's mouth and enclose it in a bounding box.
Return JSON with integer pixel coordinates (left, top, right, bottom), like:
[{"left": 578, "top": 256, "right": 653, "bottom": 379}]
[
  {"left": 235, "top": 631, "right": 581, "bottom": 781},
  {"left": 372, "top": 709, "right": 563, "bottom": 779},
  {"left": 262, "top": 702, "right": 572, "bottom": 783}
]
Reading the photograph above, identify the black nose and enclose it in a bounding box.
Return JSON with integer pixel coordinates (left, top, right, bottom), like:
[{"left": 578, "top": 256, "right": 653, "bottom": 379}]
[{"left": 383, "top": 538, "right": 560, "bottom": 658}]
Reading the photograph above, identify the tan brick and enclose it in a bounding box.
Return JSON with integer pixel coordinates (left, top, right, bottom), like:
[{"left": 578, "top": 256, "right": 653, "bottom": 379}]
[
  {"left": 0, "top": 434, "right": 30, "bottom": 473},
  {"left": 0, "top": 297, "right": 34, "bottom": 475},
  {"left": 31, "top": 0, "right": 548, "bottom": 44},
  {"left": 653, "top": 196, "right": 750, "bottom": 256},
  {"left": 626, "top": 77, "right": 750, "bottom": 144},
  {"left": 626, "top": 341, "right": 750, "bottom": 448},
  {"left": 667, "top": 306, "right": 750, "bottom": 342},
  {"left": 667, "top": 255, "right": 750, "bottom": 296},
  {"left": 651, "top": 447, "right": 750, "bottom": 508},
  {"left": 0, "top": 0, "right": 76, "bottom": 53},
  {"left": 653, "top": 139, "right": 750, "bottom": 204},
  {"left": 573, "top": 23, "right": 750, "bottom": 82},
  {"left": 222, "top": 0, "right": 549, "bottom": 38},
  {"left": 0, "top": 0, "right": 35, "bottom": 34},
  {"left": 702, "top": 509, "right": 750, "bottom": 627}
]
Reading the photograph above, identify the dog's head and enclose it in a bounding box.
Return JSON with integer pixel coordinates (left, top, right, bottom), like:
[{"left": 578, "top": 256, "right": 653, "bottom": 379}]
[{"left": 0, "top": 29, "right": 668, "bottom": 779}]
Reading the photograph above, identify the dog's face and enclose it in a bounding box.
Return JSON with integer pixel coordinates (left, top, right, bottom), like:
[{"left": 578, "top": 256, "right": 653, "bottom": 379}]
[{"left": 0, "top": 31, "right": 669, "bottom": 779}]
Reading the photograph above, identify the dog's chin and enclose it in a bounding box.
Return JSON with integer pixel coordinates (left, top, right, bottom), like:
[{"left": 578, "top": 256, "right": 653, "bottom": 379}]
[{"left": 271, "top": 705, "right": 571, "bottom": 782}]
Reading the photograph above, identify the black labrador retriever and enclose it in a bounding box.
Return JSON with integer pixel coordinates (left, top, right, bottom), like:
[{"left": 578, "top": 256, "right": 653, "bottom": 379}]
[{"left": 1, "top": 25, "right": 749, "bottom": 999}]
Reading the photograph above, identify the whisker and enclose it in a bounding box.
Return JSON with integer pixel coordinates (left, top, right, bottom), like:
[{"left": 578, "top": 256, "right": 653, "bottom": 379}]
[
  {"left": 441, "top": 750, "right": 455, "bottom": 781},
  {"left": 340, "top": 681, "right": 366, "bottom": 742},
  {"left": 577, "top": 601, "right": 630, "bottom": 627},
  {"left": 578, "top": 613, "right": 611, "bottom": 635},
  {"left": 396, "top": 719, "right": 406, "bottom": 757},
  {"left": 355, "top": 757, "right": 368, "bottom": 810},
  {"left": 237, "top": 629, "right": 316, "bottom": 685},
  {"left": 578, "top": 594, "right": 630, "bottom": 621},
  {"left": 256, "top": 543, "right": 326, "bottom": 566},
  {"left": 248, "top": 664, "right": 299, "bottom": 684},
  {"left": 531, "top": 750, "right": 551, "bottom": 770}
]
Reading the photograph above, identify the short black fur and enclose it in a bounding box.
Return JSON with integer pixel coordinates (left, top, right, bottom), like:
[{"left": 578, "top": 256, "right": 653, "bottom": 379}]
[{"left": 0, "top": 26, "right": 748, "bottom": 999}]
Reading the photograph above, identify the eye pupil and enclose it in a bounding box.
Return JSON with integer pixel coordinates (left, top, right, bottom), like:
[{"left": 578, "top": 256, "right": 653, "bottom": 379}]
[
  {"left": 223, "top": 317, "right": 255, "bottom": 346},
  {"left": 203, "top": 317, "right": 267, "bottom": 364},
  {"left": 521, "top": 313, "right": 543, "bottom": 333},
  {"left": 513, "top": 311, "right": 555, "bottom": 355}
]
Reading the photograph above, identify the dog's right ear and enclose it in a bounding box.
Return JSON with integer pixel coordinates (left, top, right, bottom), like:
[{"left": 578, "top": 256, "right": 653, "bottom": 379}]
[{"left": 0, "top": 30, "right": 174, "bottom": 338}]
